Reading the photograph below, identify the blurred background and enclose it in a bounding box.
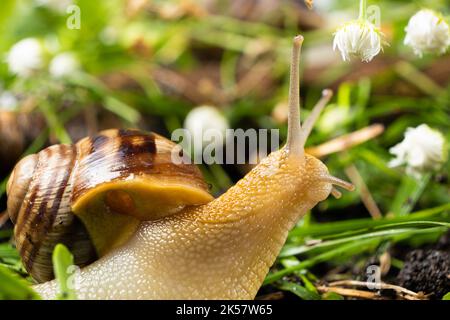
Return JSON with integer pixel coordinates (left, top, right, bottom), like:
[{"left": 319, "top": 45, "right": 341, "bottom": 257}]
[{"left": 0, "top": 0, "right": 449, "bottom": 300}]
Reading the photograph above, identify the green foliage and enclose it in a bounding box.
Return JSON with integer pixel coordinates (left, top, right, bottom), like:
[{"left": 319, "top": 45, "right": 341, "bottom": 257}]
[
  {"left": 265, "top": 204, "right": 450, "bottom": 285},
  {"left": 278, "top": 281, "right": 321, "bottom": 300},
  {"left": 0, "top": 265, "right": 41, "bottom": 300}
]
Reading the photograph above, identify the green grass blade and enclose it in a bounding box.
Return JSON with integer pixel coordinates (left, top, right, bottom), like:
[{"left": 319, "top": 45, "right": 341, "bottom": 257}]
[
  {"left": 0, "top": 265, "right": 41, "bottom": 300},
  {"left": 277, "top": 280, "right": 321, "bottom": 300},
  {"left": 288, "top": 203, "right": 450, "bottom": 238},
  {"left": 265, "top": 238, "right": 379, "bottom": 285},
  {"left": 70, "top": 73, "right": 141, "bottom": 124},
  {"left": 281, "top": 226, "right": 448, "bottom": 257},
  {"left": 103, "top": 96, "right": 141, "bottom": 124},
  {"left": 52, "top": 244, "right": 77, "bottom": 300},
  {"left": 38, "top": 101, "right": 72, "bottom": 145},
  {"left": 389, "top": 174, "right": 431, "bottom": 216}
]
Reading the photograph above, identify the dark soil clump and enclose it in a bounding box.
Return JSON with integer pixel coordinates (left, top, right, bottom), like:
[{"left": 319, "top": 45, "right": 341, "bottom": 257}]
[{"left": 397, "top": 249, "right": 449, "bottom": 298}]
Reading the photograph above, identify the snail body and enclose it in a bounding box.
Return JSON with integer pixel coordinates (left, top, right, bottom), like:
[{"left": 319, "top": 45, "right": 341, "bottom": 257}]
[
  {"left": 37, "top": 150, "right": 333, "bottom": 299},
  {"left": 9, "top": 36, "right": 354, "bottom": 299}
]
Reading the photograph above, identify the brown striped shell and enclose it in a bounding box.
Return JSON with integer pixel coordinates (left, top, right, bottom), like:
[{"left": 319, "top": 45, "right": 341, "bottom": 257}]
[{"left": 6, "top": 129, "right": 213, "bottom": 283}]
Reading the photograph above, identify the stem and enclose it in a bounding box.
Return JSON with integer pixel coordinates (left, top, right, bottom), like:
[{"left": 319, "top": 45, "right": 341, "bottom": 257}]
[
  {"left": 286, "top": 35, "right": 304, "bottom": 157},
  {"left": 358, "top": 0, "right": 367, "bottom": 20}
]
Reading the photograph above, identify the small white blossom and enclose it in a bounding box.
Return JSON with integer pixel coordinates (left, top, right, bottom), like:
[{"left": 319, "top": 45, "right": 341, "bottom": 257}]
[
  {"left": 6, "top": 38, "right": 44, "bottom": 77},
  {"left": 389, "top": 124, "right": 446, "bottom": 178},
  {"left": 184, "top": 105, "right": 229, "bottom": 154},
  {"left": 49, "top": 52, "right": 80, "bottom": 78},
  {"left": 404, "top": 9, "right": 450, "bottom": 57},
  {"left": 333, "top": 20, "right": 382, "bottom": 62},
  {"left": 99, "top": 26, "right": 118, "bottom": 46},
  {"left": 0, "top": 91, "right": 18, "bottom": 111}
]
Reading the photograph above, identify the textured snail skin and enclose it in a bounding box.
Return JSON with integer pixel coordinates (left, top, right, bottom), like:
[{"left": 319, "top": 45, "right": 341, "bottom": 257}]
[{"left": 35, "top": 149, "right": 332, "bottom": 299}]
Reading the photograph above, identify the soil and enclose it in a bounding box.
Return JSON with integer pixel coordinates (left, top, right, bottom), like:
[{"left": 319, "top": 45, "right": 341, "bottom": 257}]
[{"left": 397, "top": 249, "right": 449, "bottom": 298}]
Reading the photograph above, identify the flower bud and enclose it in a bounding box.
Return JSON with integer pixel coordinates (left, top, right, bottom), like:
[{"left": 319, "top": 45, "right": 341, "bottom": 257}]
[
  {"left": 389, "top": 124, "right": 447, "bottom": 178},
  {"left": 184, "top": 105, "right": 229, "bottom": 155},
  {"left": 49, "top": 52, "right": 80, "bottom": 78},
  {"left": 404, "top": 9, "right": 450, "bottom": 57},
  {"left": 7, "top": 38, "right": 44, "bottom": 78},
  {"left": 333, "top": 20, "right": 383, "bottom": 62}
]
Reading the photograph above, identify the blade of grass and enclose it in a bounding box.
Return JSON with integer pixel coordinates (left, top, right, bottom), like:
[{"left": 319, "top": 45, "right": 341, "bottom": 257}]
[
  {"left": 38, "top": 100, "right": 72, "bottom": 144},
  {"left": 208, "top": 163, "right": 233, "bottom": 191},
  {"left": 267, "top": 226, "right": 446, "bottom": 284},
  {"left": 0, "top": 264, "right": 41, "bottom": 300},
  {"left": 281, "top": 226, "right": 448, "bottom": 257},
  {"left": 52, "top": 244, "right": 77, "bottom": 300},
  {"left": 70, "top": 73, "right": 140, "bottom": 124},
  {"left": 265, "top": 238, "right": 380, "bottom": 285},
  {"left": 103, "top": 96, "right": 141, "bottom": 124},
  {"left": 389, "top": 174, "right": 431, "bottom": 216},
  {"left": 288, "top": 203, "right": 450, "bottom": 238},
  {"left": 322, "top": 292, "right": 345, "bottom": 300},
  {"left": 0, "top": 243, "right": 20, "bottom": 260},
  {"left": 277, "top": 280, "right": 321, "bottom": 300}
]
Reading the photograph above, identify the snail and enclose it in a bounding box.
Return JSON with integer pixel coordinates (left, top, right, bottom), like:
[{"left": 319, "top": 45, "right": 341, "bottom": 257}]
[{"left": 8, "top": 36, "right": 355, "bottom": 299}]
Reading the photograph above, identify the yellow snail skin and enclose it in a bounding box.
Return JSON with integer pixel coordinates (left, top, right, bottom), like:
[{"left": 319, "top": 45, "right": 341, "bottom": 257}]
[{"left": 31, "top": 36, "right": 353, "bottom": 299}]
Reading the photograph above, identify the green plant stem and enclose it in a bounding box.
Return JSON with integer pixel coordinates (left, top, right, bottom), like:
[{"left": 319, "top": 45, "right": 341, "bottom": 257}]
[
  {"left": 390, "top": 173, "right": 431, "bottom": 217},
  {"left": 359, "top": 0, "right": 367, "bottom": 20}
]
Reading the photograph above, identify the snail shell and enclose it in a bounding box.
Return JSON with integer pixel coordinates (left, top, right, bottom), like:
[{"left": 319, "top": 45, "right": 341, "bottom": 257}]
[{"left": 7, "top": 128, "right": 212, "bottom": 282}]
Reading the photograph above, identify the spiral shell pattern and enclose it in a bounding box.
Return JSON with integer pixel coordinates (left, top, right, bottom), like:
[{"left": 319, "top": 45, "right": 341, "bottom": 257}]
[{"left": 7, "top": 145, "right": 96, "bottom": 283}]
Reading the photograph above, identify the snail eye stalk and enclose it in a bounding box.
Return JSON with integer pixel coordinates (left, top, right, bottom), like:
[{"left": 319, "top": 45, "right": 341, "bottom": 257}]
[
  {"left": 330, "top": 187, "right": 342, "bottom": 199},
  {"left": 286, "top": 35, "right": 304, "bottom": 158},
  {"left": 299, "top": 89, "right": 333, "bottom": 148},
  {"left": 323, "top": 175, "right": 355, "bottom": 191}
]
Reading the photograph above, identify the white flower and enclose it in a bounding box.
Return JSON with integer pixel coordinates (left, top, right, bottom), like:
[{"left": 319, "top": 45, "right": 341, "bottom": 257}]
[
  {"left": 404, "top": 9, "right": 450, "bottom": 57},
  {"left": 389, "top": 124, "right": 447, "bottom": 178},
  {"left": 49, "top": 52, "right": 80, "bottom": 78},
  {"left": 0, "top": 91, "right": 18, "bottom": 111},
  {"left": 184, "top": 105, "right": 229, "bottom": 154},
  {"left": 99, "top": 26, "right": 118, "bottom": 46},
  {"left": 6, "top": 38, "right": 44, "bottom": 77},
  {"left": 333, "top": 20, "right": 382, "bottom": 62}
]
